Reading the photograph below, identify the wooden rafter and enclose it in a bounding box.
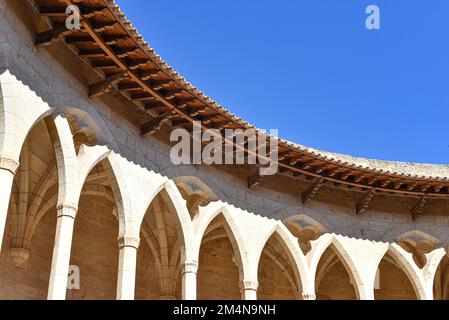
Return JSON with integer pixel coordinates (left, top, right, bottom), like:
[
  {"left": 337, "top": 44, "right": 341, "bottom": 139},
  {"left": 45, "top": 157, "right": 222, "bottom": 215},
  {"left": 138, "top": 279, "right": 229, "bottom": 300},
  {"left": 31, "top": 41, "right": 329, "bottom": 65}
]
[
  {"left": 141, "top": 111, "right": 173, "bottom": 136},
  {"left": 355, "top": 189, "right": 376, "bottom": 216},
  {"left": 35, "top": 24, "right": 76, "bottom": 48},
  {"left": 248, "top": 171, "right": 263, "bottom": 190},
  {"left": 89, "top": 73, "right": 126, "bottom": 98},
  {"left": 32, "top": 0, "right": 449, "bottom": 201},
  {"left": 411, "top": 196, "right": 428, "bottom": 221},
  {"left": 301, "top": 178, "right": 325, "bottom": 204}
]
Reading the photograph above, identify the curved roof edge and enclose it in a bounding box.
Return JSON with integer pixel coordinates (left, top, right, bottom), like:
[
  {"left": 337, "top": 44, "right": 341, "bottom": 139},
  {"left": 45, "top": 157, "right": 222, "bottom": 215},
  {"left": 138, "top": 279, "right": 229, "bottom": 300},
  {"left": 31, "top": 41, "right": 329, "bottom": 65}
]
[{"left": 31, "top": 0, "right": 449, "bottom": 198}]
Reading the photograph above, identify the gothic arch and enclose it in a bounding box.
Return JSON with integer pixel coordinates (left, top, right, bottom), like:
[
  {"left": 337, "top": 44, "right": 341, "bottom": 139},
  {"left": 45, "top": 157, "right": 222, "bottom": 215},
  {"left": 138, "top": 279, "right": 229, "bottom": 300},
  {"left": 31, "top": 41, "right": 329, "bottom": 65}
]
[
  {"left": 134, "top": 179, "right": 194, "bottom": 264},
  {"left": 386, "top": 244, "right": 445, "bottom": 300},
  {"left": 255, "top": 223, "right": 310, "bottom": 299},
  {"left": 194, "top": 202, "right": 248, "bottom": 299},
  {"left": 0, "top": 70, "right": 54, "bottom": 163},
  {"left": 193, "top": 202, "right": 246, "bottom": 271},
  {"left": 310, "top": 234, "right": 371, "bottom": 300}
]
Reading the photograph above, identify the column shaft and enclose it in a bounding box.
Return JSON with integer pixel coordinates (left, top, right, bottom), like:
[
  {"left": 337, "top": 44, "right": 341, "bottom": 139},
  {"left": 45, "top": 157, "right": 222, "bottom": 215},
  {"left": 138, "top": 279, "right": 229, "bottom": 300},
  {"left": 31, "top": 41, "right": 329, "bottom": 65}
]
[
  {"left": 182, "top": 261, "right": 198, "bottom": 300},
  {"left": 0, "top": 169, "right": 14, "bottom": 251},
  {"left": 241, "top": 280, "right": 258, "bottom": 300},
  {"left": 116, "top": 236, "right": 139, "bottom": 300},
  {"left": 0, "top": 157, "right": 19, "bottom": 252},
  {"left": 47, "top": 204, "right": 77, "bottom": 300}
]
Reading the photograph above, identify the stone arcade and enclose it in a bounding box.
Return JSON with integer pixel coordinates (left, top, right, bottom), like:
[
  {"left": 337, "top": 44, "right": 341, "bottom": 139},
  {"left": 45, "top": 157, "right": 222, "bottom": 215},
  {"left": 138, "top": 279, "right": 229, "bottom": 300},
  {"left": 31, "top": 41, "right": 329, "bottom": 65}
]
[{"left": 0, "top": 0, "right": 448, "bottom": 300}]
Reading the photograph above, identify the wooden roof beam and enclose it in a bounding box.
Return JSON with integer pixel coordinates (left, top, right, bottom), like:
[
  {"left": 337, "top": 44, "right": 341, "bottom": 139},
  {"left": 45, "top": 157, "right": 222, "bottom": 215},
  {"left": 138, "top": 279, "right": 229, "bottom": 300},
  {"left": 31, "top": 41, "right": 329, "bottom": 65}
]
[
  {"left": 393, "top": 181, "right": 404, "bottom": 190},
  {"left": 367, "top": 176, "right": 379, "bottom": 185},
  {"left": 278, "top": 151, "right": 293, "bottom": 162},
  {"left": 300, "top": 159, "right": 316, "bottom": 171},
  {"left": 210, "top": 120, "right": 231, "bottom": 130},
  {"left": 90, "top": 60, "right": 119, "bottom": 69},
  {"left": 301, "top": 178, "right": 325, "bottom": 204},
  {"left": 289, "top": 156, "right": 304, "bottom": 166},
  {"left": 248, "top": 171, "right": 263, "bottom": 190},
  {"left": 341, "top": 171, "right": 354, "bottom": 180},
  {"left": 411, "top": 196, "right": 428, "bottom": 221},
  {"left": 92, "top": 21, "right": 121, "bottom": 33},
  {"left": 164, "top": 89, "right": 186, "bottom": 100},
  {"left": 315, "top": 164, "right": 329, "bottom": 174},
  {"left": 143, "top": 102, "right": 165, "bottom": 111},
  {"left": 39, "top": 6, "right": 108, "bottom": 18},
  {"left": 89, "top": 73, "right": 126, "bottom": 98},
  {"left": 406, "top": 182, "right": 418, "bottom": 191},
  {"left": 356, "top": 189, "right": 376, "bottom": 215},
  {"left": 354, "top": 174, "right": 369, "bottom": 183},
  {"left": 131, "top": 93, "right": 154, "bottom": 100},
  {"left": 66, "top": 34, "right": 131, "bottom": 46},
  {"left": 150, "top": 79, "right": 173, "bottom": 91},
  {"left": 118, "top": 83, "right": 142, "bottom": 91},
  {"left": 381, "top": 179, "right": 392, "bottom": 188},
  {"left": 128, "top": 59, "right": 152, "bottom": 70},
  {"left": 182, "top": 106, "right": 203, "bottom": 117},
  {"left": 116, "top": 47, "right": 141, "bottom": 58},
  {"left": 328, "top": 167, "right": 344, "bottom": 177},
  {"left": 35, "top": 24, "right": 77, "bottom": 48},
  {"left": 141, "top": 110, "right": 173, "bottom": 136},
  {"left": 171, "top": 118, "right": 191, "bottom": 127},
  {"left": 78, "top": 49, "right": 107, "bottom": 59},
  {"left": 140, "top": 69, "right": 162, "bottom": 80}
]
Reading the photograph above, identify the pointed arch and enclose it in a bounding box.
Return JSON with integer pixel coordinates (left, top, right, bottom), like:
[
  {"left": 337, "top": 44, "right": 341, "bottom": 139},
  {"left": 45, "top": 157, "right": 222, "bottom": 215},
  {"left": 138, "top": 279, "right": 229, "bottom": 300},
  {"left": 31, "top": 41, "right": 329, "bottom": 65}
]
[
  {"left": 193, "top": 202, "right": 246, "bottom": 273},
  {"left": 255, "top": 223, "right": 310, "bottom": 299},
  {"left": 387, "top": 244, "right": 445, "bottom": 300},
  {"left": 0, "top": 69, "right": 54, "bottom": 162},
  {"left": 135, "top": 181, "right": 194, "bottom": 300},
  {"left": 135, "top": 179, "right": 194, "bottom": 264},
  {"left": 434, "top": 254, "right": 449, "bottom": 300},
  {"left": 382, "top": 244, "right": 425, "bottom": 299},
  {"left": 308, "top": 233, "right": 335, "bottom": 280},
  {"left": 311, "top": 234, "right": 371, "bottom": 300},
  {"left": 194, "top": 202, "right": 246, "bottom": 300}
]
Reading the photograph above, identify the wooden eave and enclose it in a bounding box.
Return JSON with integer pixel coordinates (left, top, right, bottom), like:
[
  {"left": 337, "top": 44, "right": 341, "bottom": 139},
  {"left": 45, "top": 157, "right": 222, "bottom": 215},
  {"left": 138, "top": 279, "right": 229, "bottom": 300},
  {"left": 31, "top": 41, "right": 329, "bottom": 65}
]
[{"left": 31, "top": 0, "right": 449, "bottom": 202}]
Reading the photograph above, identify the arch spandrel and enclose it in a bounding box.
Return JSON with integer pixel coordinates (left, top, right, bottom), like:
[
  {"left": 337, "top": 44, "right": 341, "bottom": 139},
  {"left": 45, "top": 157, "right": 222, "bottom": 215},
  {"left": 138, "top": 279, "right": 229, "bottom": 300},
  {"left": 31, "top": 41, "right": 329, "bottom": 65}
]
[
  {"left": 388, "top": 243, "right": 446, "bottom": 300},
  {"left": 107, "top": 152, "right": 195, "bottom": 262},
  {"left": 254, "top": 222, "right": 311, "bottom": 297},
  {"left": 0, "top": 70, "right": 53, "bottom": 163}
]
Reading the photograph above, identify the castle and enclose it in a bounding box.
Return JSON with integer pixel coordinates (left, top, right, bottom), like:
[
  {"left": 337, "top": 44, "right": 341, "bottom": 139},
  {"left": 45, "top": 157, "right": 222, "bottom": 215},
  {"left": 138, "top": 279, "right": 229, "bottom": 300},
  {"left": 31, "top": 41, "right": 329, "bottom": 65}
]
[{"left": 0, "top": 0, "right": 447, "bottom": 300}]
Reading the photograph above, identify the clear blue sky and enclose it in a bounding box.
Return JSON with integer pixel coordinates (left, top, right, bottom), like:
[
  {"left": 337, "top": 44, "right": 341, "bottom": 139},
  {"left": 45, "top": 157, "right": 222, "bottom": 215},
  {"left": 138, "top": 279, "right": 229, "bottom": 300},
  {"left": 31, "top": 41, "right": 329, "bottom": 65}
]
[{"left": 116, "top": 0, "right": 449, "bottom": 164}]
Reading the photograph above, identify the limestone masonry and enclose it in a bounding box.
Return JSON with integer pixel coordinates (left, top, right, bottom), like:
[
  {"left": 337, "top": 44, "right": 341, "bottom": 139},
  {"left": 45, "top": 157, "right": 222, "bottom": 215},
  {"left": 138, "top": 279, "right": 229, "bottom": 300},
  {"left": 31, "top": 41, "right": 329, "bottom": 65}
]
[{"left": 0, "top": 0, "right": 448, "bottom": 300}]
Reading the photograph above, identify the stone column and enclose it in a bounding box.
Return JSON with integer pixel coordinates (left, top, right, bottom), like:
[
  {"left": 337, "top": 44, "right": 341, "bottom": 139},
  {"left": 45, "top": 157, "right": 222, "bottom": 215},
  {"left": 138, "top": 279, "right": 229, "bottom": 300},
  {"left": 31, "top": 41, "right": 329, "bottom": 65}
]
[
  {"left": 47, "top": 204, "right": 78, "bottom": 300},
  {"left": 182, "top": 261, "right": 198, "bottom": 300},
  {"left": 357, "top": 284, "right": 375, "bottom": 300},
  {"left": 241, "top": 280, "right": 258, "bottom": 300},
  {"left": 0, "top": 157, "right": 19, "bottom": 252},
  {"left": 116, "top": 235, "right": 140, "bottom": 300}
]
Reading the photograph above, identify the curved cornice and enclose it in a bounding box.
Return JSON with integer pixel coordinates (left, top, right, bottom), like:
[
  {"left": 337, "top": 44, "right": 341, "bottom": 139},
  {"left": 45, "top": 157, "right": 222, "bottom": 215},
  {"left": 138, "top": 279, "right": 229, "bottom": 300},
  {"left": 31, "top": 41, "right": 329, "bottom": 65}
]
[{"left": 31, "top": 0, "right": 449, "bottom": 200}]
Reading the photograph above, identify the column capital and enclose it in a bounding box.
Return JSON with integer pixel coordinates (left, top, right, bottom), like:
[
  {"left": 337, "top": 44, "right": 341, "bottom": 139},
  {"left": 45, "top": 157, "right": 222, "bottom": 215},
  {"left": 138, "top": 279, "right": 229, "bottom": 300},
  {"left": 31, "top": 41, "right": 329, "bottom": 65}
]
[
  {"left": 182, "top": 261, "right": 199, "bottom": 275},
  {"left": 302, "top": 293, "right": 316, "bottom": 300},
  {"left": 56, "top": 204, "right": 78, "bottom": 219},
  {"left": 0, "top": 156, "right": 19, "bottom": 175},
  {"left": 241, "top": 280, "right": 259, "bottom": 291},
  {"left": 118, "top": 235, "right": 140, "bottom": 249}
]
